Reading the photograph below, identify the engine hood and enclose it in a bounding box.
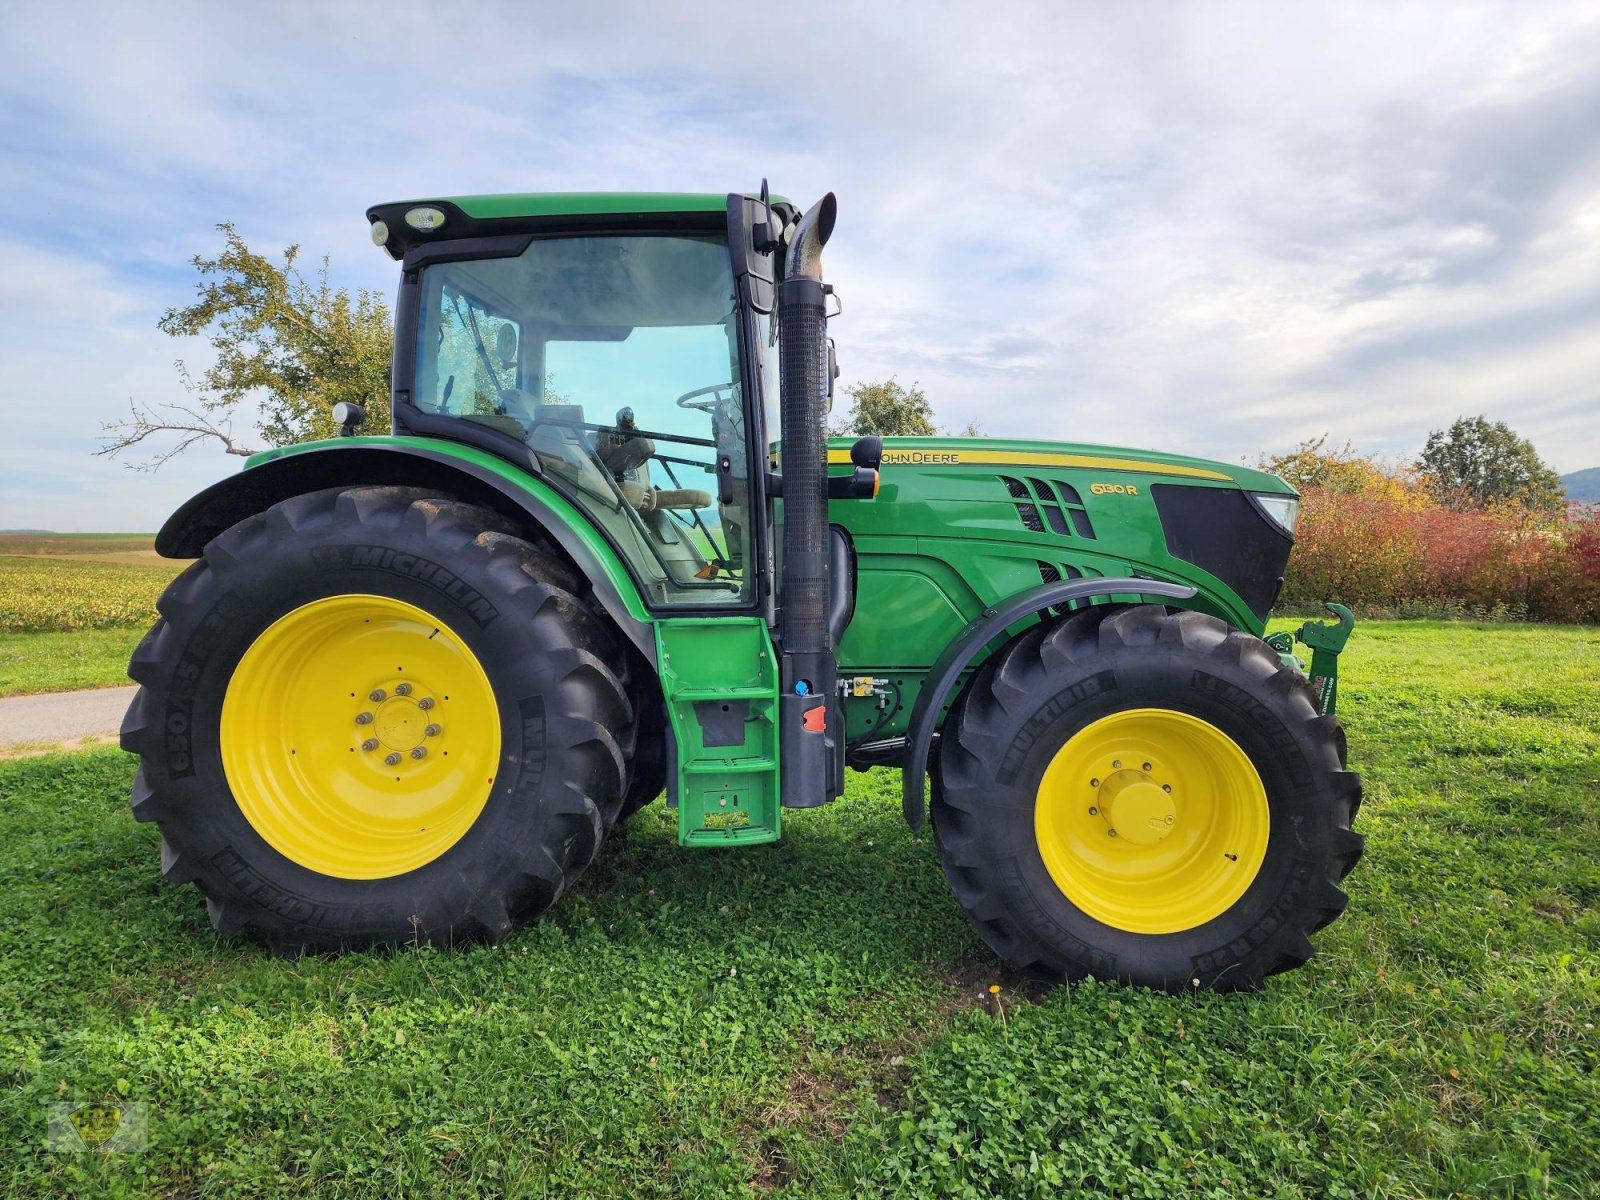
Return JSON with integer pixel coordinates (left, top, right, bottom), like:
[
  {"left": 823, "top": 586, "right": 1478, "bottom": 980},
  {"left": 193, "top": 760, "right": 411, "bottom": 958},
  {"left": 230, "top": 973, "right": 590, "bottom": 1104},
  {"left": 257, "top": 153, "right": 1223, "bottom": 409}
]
[{"left": 826, "top": 436, "right": 1294, "bottom": 496}]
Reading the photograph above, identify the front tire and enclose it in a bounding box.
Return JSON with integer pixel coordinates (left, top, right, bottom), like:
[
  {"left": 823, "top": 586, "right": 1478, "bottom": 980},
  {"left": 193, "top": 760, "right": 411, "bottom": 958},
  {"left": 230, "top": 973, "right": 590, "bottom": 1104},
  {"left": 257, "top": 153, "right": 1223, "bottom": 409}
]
[
  {"left": 933, "top": 604, "right": 1362, "bottom": 991},
  {"left": 616, "top": 693, "right": 668, "bottom": 822},
  {"left": 122, "top": 486, "right": 635, "bottom": 952}
]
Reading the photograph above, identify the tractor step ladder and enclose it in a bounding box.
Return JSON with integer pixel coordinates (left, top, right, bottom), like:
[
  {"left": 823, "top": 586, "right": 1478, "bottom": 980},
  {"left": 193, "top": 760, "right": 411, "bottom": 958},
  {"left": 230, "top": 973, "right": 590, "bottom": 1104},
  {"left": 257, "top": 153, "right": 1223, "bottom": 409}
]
[{"left": 655, "top": 618, "right": 781, "bottom": 846}]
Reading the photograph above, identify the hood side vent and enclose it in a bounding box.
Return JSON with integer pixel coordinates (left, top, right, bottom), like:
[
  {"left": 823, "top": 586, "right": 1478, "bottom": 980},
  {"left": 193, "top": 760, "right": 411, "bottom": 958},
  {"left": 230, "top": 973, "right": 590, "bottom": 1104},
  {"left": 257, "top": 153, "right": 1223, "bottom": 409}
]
[
  {"left": 1035, "top": 560, "right": 1084, "bottom": 585},
  {"left": 1000, "top": 475, "right": 1100, "bottom": 540},
  {"left": 1037, "top": 560, "right": 1086, "bottom": 615},
  {"left": 1050, "top": 480, "right": 1096, "bottom": 539},
  {"left": 999, "top": 474, "right": 1043, "bottom": 532}
]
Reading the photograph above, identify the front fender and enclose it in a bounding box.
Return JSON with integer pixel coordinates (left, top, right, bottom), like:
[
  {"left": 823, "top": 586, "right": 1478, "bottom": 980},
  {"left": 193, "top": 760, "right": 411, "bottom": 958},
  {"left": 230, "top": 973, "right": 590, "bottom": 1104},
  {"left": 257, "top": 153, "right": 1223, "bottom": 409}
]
[
  {"left": 156, "top": 438, "right": 657, "bottom": 665},
  {"left": 901, "top": 577, "right": 1196, "bottom": 830}
]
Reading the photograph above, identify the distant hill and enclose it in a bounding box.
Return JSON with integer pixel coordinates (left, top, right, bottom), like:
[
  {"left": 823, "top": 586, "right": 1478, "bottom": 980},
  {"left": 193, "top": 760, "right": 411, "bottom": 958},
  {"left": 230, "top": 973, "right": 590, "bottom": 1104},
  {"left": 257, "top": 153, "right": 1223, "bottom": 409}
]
[{"left": 1562, "top": 468, "right": 1600, "bottom": 504}]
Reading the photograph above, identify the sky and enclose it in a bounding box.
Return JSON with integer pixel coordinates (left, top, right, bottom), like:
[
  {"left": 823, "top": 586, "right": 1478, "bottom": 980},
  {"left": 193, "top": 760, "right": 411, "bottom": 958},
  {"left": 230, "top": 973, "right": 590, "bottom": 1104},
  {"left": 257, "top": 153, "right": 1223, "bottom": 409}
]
[{"left": 2, "top": 0, "right": 1597, "bottom": 531}]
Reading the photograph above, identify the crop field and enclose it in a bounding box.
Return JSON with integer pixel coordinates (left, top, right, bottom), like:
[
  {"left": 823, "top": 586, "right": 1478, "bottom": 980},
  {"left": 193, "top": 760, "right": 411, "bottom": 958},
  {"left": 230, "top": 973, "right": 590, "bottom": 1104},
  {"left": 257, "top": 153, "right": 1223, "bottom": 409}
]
[
  {"left": 0, "top": 535, "right": 181, "bottom": 694},
  {"left": 0, "top": 535, "right": 182, "bottom": 636},
  {"left": 1, "top": 620, "right": 1597, "bottom": 1197},
  {"left": 0, "top": 534, "right": 165, "bottom": 560}
]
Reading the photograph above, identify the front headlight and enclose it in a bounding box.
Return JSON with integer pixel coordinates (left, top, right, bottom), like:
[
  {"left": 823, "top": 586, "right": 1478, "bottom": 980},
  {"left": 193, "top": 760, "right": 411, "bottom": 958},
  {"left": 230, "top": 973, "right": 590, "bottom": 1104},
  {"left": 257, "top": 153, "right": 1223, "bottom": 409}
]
[{"left": 1253, "top": 493, "right": 1301, "bottom": 536}]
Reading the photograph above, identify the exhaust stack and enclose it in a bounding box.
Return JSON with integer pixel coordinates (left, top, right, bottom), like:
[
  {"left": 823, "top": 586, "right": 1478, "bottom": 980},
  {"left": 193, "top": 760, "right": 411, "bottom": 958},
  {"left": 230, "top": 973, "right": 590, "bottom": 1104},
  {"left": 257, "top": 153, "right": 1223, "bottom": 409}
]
[{"left": 776, "top": 193, "right": 838, "bottom": 809}]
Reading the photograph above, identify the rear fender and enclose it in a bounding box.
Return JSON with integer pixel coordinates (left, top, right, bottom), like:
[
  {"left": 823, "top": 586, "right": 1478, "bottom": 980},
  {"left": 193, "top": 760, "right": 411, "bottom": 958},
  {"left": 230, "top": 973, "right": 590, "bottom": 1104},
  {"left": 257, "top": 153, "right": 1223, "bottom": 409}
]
[{"left": 155, "top": 441, "right": 657, "bottom": 665}]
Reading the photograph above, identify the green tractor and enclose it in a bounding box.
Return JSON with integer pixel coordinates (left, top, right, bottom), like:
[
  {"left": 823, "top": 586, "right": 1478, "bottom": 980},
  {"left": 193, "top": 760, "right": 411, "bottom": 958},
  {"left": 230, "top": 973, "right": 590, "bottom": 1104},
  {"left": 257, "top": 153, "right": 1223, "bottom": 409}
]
[{"left": 123, "top": 188, "right": 1361, "bottom": 990}]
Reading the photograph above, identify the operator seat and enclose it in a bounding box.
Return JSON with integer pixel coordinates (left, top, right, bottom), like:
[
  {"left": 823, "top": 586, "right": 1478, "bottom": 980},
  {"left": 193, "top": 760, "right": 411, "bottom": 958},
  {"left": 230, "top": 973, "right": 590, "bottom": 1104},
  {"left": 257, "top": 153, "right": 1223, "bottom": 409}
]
[{"left": 595, "top": 408, "right": 711, "bottom": 512}]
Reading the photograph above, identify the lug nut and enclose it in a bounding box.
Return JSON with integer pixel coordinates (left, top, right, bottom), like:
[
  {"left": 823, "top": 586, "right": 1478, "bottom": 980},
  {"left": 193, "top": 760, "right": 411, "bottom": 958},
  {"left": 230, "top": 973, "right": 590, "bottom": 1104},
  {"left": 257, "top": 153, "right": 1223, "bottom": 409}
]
[
  {"left": 384, "top": 752, "right": 402, "bottom": 766},
  {"left": 1108, "top": 829, "right": 1118, "bottom": 838},
  {"left": 417, "top": 697, "right": 435, "bottom": 711},
  {"left": 1090, "top": 777, "right": 1100, "bottom": 788},
  {"left": 1112, "top": 760, "right": 1122, "bottom": 769},
  {"left": 370, "top": 688, "right": 387, "bottom": 702},
  {"left": 410, "top": 746, "right": 428, "bottom": 760},
  {"left": 394, "top": 682, "right": 412, "bottom": 696},
  {"left": 355, "top": 712, "right": 374, "bottom": 725},
  {"left": 1142, "top": 762, "right": 1152, "bottom": 772},
  {"left": 1088, "top": 806, "right": 1098, "bottom": 816},
  {"left": 361, "top": 738, "right": 379, "bottom": 752},
  {"left": 425, "top": 724, "right": 441, "bottom": 737},
  {"left": 1162, "top": 784, "right": 1172, "bottom": 793}
]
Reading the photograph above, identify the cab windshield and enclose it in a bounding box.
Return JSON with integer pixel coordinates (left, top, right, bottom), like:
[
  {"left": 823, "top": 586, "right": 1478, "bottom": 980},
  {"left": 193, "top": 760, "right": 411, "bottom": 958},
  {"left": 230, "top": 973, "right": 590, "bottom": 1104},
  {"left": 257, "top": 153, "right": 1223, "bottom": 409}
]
[{"left": 412, "top": 235, "right": 751, "bottom": 605}]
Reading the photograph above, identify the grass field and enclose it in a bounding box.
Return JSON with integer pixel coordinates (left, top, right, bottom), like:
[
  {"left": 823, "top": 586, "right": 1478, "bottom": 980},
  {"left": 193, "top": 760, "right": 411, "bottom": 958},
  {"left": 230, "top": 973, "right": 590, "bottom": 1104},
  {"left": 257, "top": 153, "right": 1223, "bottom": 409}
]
[
  {"left": 0, "top": 535, "right": 180, "bottom": 694},
  {"left": 0, "top": 629, "right": 148, "bottom": 698},
  {"left": 1, "top": 620, "right": 1597, "bottom": 1197}
]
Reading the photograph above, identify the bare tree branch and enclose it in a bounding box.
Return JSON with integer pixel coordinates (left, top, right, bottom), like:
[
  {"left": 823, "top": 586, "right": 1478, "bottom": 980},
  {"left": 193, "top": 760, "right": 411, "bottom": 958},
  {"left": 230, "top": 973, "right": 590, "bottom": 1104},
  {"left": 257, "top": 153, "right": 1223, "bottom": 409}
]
[
  {"left": 110, "top": 224, "right": 391, "bottom": 468},
  {"left": 97, "top": 399, "right": 262, "bottom": 471}
]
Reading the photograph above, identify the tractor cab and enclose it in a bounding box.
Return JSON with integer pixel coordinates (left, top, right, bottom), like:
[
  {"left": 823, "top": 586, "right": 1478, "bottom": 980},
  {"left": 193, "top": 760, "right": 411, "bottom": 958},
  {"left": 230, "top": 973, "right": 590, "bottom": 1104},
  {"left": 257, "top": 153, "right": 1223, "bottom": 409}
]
[
  {"left": 376, "top": 209, "right": 775, "bottom": 607},
  {"left": 368, "top": 198, "right": 800, "bottom": 614}
]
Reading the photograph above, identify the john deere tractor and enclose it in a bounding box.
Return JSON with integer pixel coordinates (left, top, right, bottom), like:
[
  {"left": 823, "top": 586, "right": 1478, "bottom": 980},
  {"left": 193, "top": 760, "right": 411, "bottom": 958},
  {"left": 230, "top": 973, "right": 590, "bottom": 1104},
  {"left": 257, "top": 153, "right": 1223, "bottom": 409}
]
[{"left": 123, "top": 189, "right": 1361, "bottom": 990}]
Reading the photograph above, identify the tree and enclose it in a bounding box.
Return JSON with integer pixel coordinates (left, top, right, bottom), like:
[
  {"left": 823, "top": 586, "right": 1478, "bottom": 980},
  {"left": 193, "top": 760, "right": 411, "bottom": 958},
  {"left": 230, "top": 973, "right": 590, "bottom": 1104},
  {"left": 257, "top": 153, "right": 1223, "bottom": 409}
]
[
  {"left": 1257, "top": 434, "right": 1418, "bottom": 505},
  {"left": 1418, "top": 416, "right": 1565, "bottom": 513},
  {"left": 99, "top": 224, "right": 392, "bottom": 468},
  {"left": 828, "top": 377, "right": 982, "bottom": 437},
  {"left": 830, "top": 377, "right": 937, "bottom": 437}
]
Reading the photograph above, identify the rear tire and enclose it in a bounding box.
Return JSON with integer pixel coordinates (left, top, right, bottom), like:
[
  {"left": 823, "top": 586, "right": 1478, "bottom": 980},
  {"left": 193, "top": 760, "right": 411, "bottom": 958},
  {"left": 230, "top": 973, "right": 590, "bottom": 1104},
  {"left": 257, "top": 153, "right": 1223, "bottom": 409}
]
[
  {"left": 122, "top": 486, "right": 635, "bottom": 952},
  {"left": 933, "top": 604, "right": 1361, "bottom": 991}
]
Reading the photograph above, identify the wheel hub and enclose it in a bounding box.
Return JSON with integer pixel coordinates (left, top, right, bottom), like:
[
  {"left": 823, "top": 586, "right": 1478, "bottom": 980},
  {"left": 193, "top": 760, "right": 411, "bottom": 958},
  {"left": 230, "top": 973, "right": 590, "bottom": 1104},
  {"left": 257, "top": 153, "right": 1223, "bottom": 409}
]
[
  {"left": 365, "top": 682, "right": 441, "bottom": 760},
  {"left": 1098, "top": 768, "right": 1176, "bottom": 845}
]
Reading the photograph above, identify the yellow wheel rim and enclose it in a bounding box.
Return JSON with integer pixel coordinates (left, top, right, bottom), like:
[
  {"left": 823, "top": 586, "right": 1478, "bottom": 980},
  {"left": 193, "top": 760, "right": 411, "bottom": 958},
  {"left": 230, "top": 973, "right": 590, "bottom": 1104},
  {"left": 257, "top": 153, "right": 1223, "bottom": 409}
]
[
  {"left": 221, "top": 594, "right": 501, "bottom": 880},
  {"left": 1034, "top": 708, "right": 1270, "bottom": 934}
]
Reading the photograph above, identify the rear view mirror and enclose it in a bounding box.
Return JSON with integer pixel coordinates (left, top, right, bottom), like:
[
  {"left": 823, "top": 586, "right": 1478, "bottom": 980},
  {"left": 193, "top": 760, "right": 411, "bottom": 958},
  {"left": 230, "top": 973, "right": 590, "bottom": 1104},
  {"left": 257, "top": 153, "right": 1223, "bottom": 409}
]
[
  {"left": 726, "top": 189, "right": 777, "bottom": 315},
  {"left": 494, "top": 323, "right": 518, "bottom": 369}
]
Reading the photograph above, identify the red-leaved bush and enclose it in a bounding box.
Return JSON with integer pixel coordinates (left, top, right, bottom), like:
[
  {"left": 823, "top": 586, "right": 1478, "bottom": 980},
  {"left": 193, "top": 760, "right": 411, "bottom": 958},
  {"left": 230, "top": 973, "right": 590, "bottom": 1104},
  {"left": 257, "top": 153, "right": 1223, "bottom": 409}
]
[{"left": 1270, "top": 440, "right": 1600, "bottom": 622}]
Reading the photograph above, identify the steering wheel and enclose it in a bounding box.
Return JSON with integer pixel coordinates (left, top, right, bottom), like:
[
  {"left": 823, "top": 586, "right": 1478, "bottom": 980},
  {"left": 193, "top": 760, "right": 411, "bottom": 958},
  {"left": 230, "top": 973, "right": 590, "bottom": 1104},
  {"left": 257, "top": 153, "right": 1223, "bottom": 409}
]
[{"left": 675, "top": 383, "right": 735, "bottom": 413}]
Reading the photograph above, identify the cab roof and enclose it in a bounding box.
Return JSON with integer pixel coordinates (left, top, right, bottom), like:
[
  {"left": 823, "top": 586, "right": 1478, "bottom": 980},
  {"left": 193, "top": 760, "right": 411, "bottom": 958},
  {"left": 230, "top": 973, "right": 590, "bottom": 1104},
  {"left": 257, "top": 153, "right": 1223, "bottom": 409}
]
[
  {"left": 439, "top": 193, "right": 735, "bottom": 219},
  {"left": 366, "top": 192, "right": 791, "bottom": 260}
]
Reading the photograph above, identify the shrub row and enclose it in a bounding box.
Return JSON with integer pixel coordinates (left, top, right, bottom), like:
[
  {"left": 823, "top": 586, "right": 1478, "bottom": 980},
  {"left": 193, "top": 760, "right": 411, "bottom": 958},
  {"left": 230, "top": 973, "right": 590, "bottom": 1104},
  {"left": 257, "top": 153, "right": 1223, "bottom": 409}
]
[{"left": 1281, "top": 490, "right": 1600, "bottom": 622}]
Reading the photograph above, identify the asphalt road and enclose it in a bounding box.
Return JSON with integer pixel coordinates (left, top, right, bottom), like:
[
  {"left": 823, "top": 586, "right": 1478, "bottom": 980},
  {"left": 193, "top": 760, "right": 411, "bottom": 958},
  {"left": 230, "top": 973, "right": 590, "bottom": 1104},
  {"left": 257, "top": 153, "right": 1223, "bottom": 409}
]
[{"left": 0, "top": 685, "right": 137, "bottom": 748}]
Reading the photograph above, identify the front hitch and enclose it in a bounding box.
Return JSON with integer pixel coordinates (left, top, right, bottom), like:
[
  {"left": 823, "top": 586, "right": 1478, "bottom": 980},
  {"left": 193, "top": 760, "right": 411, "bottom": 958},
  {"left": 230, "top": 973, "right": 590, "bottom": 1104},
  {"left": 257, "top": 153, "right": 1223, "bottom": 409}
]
[{"left": 1295, "top": 602, "right": 1355, "bottom": 716}]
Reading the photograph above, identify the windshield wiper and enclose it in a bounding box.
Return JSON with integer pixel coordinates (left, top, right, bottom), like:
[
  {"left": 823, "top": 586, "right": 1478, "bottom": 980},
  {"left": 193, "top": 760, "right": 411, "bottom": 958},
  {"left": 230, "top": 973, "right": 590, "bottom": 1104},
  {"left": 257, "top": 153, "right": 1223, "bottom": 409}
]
[{"left": 448, "top": 291, "right": 508, "bottom": 412}]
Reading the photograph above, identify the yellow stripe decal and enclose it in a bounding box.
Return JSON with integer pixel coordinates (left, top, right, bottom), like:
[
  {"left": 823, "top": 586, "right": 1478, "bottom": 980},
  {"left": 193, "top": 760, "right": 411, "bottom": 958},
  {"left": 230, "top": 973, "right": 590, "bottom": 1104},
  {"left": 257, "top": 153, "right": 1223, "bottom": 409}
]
[{"left": 825, "top": 448, "right": 1231, "bottom": 481}]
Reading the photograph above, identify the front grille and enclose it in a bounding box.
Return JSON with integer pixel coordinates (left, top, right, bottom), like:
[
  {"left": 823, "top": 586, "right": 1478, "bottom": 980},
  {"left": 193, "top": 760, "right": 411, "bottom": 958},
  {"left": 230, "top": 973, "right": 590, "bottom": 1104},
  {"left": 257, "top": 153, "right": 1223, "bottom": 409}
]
[
  {"left": 1150, "top": 484, "right": 1292, "bottom": 622},
  {"left": 1000, "top": 475, "right": 1096, "bottom": 539}
]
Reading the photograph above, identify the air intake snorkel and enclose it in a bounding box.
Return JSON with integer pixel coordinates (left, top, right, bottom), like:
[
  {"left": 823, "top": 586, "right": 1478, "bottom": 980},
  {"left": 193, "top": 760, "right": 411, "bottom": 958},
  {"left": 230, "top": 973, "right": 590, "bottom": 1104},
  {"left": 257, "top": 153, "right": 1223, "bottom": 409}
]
[{"left": 776, "top": 193, "right": 839, "bottom": 809}]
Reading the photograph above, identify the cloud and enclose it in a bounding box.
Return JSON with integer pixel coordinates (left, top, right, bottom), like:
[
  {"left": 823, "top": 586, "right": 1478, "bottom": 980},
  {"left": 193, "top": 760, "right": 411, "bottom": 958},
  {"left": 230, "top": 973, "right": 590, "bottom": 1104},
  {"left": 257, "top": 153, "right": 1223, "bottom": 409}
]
[
  {"left": 0, "top": 240, "right": 247, "bottom": 530},
  {"left": 2, "top": 1, "right": 1598, "bottom": 534}
]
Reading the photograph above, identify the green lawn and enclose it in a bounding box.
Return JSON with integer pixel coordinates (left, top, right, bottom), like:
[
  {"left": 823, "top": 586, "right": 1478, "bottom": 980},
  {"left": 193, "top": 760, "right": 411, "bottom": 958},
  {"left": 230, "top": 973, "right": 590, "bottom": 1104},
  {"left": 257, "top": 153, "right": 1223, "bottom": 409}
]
[
  {"left": 0, "top": 628, "right": 146, "bottom": 698},
  {"left": 2, "top": 622, "right": 1597, "bottom": 1197}
]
